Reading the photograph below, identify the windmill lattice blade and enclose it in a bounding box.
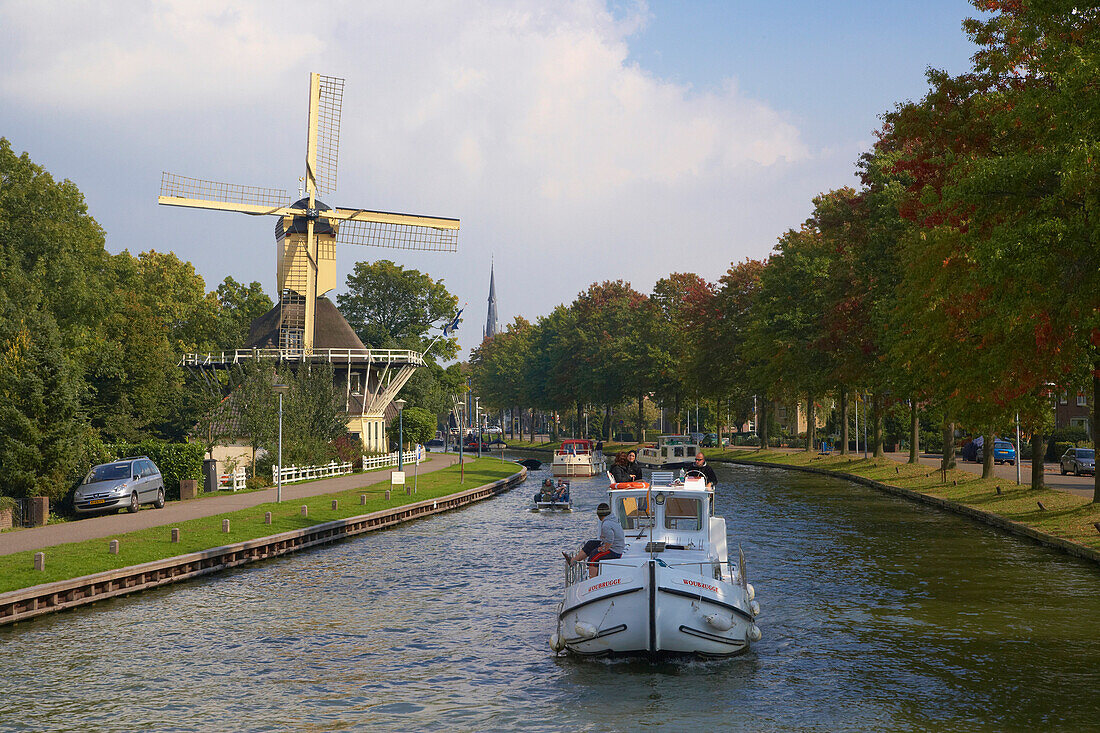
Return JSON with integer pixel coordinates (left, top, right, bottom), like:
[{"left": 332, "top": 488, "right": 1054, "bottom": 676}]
[
  {"left": 160, "top": 172, "right": 289, "bottom": 209},
  {"left": 336, "top": 218, "right": 459, "bottom": 252},
  {"left": 315, "top": 75, "right": 344, "bottom": 197}
]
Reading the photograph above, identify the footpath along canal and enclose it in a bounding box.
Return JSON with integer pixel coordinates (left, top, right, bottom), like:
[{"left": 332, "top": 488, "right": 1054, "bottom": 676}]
[{"left": 2, "top": 456, "right": 1099, "bottom": 731}]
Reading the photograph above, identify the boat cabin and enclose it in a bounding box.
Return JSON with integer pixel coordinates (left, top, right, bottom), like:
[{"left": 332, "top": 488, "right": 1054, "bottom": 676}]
[
  {"left": 556, "top": 439, "right": 594, "bottom": 456},
  {"left": 637, "top": 435, "right": 699, "bottom": 468},
  {"left": 609, "top": 476, "right": 725, "bottom": 564}
]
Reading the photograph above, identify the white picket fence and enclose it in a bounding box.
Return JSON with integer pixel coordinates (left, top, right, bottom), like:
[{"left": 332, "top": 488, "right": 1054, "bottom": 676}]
[
  {"left": 272, "top": 460, "right": 354, "bottom": 485},
  {"left": 362, "top": 445, "right": 425, "bottom": 471},
  {"left": 218, "top": 467, "right": 247, "bottom": 492}
]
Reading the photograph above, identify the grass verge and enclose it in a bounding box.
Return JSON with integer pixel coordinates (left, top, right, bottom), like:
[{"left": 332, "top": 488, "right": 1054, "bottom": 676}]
[
  {"left": 707, "top": 448, "right": 1100, "bottom": 553},
  {"left": 0, "top": 458, "right": 518, "bottom": 594}
]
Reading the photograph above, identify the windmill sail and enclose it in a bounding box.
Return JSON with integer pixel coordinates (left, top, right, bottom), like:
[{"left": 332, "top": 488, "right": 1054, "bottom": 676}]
[
  {"left": 159, "top": 172, "right": 290, "bottom": 211},
  {"left": 335, "top": 218, "right": 459, "bottom": 252},
  {"left": 314, "top": 75, "right": 344, "bottom": 197}
]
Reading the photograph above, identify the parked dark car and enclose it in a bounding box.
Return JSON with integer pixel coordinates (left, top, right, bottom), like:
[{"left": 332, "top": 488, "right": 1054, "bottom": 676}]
[
  {"left": 1060, "top": 447, "right": 1095, "bottom": 476},
  {"left": 74, "top": 457, "right": 166, "bottom": 514},
  {"left": 425, "top": 438, "right": 445, "bottom": 451}
]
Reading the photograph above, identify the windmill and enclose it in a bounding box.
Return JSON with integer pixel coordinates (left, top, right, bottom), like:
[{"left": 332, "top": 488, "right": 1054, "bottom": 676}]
[{"left": 159, "top": 73, "right": 459, "bottom": 354}]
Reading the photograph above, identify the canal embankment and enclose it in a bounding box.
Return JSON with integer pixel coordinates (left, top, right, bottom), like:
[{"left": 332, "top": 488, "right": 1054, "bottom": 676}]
[
  {"left": 0, "top": 459, "right": 525, "bottom": 626},
  {"left": 709, "top": 449, "right": 1100, "bottom": 564}
]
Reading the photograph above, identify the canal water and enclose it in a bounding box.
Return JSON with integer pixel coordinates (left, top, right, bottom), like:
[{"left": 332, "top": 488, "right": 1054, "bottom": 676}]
[{"left": 2, "top": 457, "right": 1099, "bottom": 731}]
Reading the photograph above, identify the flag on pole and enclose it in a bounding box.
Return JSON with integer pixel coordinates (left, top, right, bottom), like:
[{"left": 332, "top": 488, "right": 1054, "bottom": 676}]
[{"left": 443, "top": 308, "right": 464, "bottom": 336}]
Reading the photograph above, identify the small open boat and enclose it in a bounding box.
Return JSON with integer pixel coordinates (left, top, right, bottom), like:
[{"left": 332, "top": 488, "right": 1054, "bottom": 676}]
[
  {"left": 534, "top": 480, "right": 572, "bottom": 511},
  {"left": 551, "top": 471, "right": 760, "bottom": 657}
]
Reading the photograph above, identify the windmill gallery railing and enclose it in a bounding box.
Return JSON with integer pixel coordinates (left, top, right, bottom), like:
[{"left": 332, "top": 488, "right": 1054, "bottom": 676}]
[{"left": 179, "top": 348, "right": 424, "bottom": 367}]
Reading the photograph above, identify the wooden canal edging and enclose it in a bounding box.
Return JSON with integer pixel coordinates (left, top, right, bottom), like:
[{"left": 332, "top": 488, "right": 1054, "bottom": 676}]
[
  {"left": 717, "top": 458, "right": 1100, "bottom": 566},
  {"left": 0, "top": 467, "right": 526, "bottom": 628}
]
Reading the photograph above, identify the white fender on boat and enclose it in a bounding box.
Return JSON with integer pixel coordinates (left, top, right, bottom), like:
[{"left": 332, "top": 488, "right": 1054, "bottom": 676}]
[
  {"left": 746, "top": 583, "right": 755, "bottom": 601},
  {"left": 750, "top": 600, "right": 761, "bottom": 617},
  {"left": 549, "top": 633, "right": 565, "bottom": 652},
  {"left": 748, "top": 624, "right": 762, "bottom": 642},
  {"left": 574, "top": 621, "right": 598, "bottom": 639},
  {"left": 704, "top": 613, "right": 734, "bottom": 631}
]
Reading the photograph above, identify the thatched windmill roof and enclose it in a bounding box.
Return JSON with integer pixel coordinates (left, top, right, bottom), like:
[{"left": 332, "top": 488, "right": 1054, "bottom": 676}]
[{"left": 245, "top": 297, "right": 365, "bottom": 350}]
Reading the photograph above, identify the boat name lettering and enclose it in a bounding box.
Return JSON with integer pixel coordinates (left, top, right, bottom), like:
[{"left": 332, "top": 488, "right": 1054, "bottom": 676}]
[
  {"left": 587, "top": 578, "right": 622, "bottom": 593},
  {"left": 683, "top": 579, "right": 718, "bottom": 594}
]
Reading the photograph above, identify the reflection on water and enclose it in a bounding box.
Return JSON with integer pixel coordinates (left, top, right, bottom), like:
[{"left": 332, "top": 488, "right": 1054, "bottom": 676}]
[{"left": 2, "top": 456, "right": 1099, "bottom": 731}]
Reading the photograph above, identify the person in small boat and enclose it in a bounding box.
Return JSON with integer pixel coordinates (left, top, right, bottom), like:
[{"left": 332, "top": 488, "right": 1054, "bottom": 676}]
[
  {"left": 536, "top": 478, "right": 555, "bottom": 503},
  {"left": 563, "top": 503, "right": 625, "bottom": 575},
  {"left": 689, "top": 452, "right": 717, "bottom": 488},
  {"left": 554, "top": 481, "right": 570, "bottom": 502},
  {"left": 609, "top": 452, "right": 632, "bottom": 483}
]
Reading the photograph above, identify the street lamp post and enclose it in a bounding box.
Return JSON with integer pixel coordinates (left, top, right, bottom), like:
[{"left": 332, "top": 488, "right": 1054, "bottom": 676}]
[
  {"left": 1015, "top": 411, "right": 1022, "bottom": 486},
  {"left": 475, "top": 397, "right": 482, "bottom": 459},
  {"left": 395, "top": 398, "right": 407, "bottom": 471},
  {"left": 272, "top": 384, "right": 290, "bottom": 503}
]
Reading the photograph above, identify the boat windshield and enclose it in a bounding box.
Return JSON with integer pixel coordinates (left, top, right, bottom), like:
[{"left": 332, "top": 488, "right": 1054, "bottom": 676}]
[
  {"left": 616, "top": 496, "right": 653, "bottom": 529},
  {"left": 664, "top": 497, "right": 703, "bottom": 531}
]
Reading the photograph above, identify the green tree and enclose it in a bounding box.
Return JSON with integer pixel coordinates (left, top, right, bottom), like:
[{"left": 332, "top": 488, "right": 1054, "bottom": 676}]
[
  {"left": 0, "top": 306, "right": 84, "bottom": 501},
  {"left": 215, "top": 276, "right": 273, "bottom": 349}
]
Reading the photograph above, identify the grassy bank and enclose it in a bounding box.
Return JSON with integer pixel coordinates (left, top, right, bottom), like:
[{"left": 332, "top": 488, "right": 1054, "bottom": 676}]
[
  {"left": 0, "top": 458, "right": 519, "bottom": 594},
  {"left": 708, "top": 448, "right": 1100, "bottom": 553}
]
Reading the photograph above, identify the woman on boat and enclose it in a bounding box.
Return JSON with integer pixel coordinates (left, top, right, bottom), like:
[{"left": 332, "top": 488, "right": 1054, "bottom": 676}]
[
  {"left": 625, "top": 450, "right": 645, "bottom": 482},
  {"left": 609, "top": 452, "right": 632, "bottom": 483}
]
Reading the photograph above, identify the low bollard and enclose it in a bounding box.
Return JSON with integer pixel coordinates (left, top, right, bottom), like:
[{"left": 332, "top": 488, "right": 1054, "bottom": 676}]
[
  {"left": 385, "top": 490, "right": 390, "bottom": 500},
  {"left": 34, "top": 552, "right": 44, "bottom": 571},
  {"left": 405, "top": 486, "right": 411, "bottom": 496},
  {"left": 265, "top": 512, "right": 272, "bottom": 525},
  {"left": 171, "top": 528, "right": 180, "bottom": 543},
  {"left": 300, "top": 505, "right": 308, "bottom": 517},
  {"left": 995, "top": 485, "right": 1002, "bottom": 495},
  {"left": 223, "top": 519, "right": 230, "bottom": 533},
  {"left": 360, "top": 494, "right": 367, "bottom": 505},
  {"left": 109, "top": 540, "right": 119, "bottom": 555},
  {"left": 331, "top": 499, "right": 338, "bottom": 510}
]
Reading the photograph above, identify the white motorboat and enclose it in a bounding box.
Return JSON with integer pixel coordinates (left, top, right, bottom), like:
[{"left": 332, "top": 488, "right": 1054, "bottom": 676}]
[
  {"left": 636, "top": 435, "right": 700, "bottom": 469},
  {"left": 552, "top": 439, "right": 606, "bottom": 477},
  {"left": 551, "top": 472, "right": 761, "bottom": 658}
]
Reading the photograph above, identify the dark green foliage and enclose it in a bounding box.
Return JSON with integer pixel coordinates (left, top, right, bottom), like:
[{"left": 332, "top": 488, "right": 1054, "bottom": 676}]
[
  {"left": 0, "top": 307, "right": 84, "bottom": 501},
  {"left": 389, "top": 406, "right": 436, "bottom": 447}
]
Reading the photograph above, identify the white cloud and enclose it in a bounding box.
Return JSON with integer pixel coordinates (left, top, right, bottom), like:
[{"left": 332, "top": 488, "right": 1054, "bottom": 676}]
[{"left": 0, "top": 0, "right": 817, "bottom": 355}]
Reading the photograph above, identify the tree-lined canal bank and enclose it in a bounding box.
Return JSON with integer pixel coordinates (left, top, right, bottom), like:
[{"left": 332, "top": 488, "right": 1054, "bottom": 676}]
[{"left": 3, "top": 459, "right": 1098, "bottom": 731}]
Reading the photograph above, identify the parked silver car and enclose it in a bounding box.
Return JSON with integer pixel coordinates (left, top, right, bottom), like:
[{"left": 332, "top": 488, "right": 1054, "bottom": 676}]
[
  {"left": 74, "top": 457, "right": 166, "bottom": 514},
  {"left": 1059, "top": 447, "right": 1095, "bottom": 476}
]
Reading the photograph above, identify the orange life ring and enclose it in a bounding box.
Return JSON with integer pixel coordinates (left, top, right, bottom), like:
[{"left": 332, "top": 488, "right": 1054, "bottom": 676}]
[{"left": 610, "top": 481, "right": 649, "bottom": 490}]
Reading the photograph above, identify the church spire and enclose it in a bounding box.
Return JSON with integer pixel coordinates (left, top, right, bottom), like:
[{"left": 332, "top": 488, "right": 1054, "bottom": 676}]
[{"left": 484, "top": 259, "right": 499, "bottom": 340}]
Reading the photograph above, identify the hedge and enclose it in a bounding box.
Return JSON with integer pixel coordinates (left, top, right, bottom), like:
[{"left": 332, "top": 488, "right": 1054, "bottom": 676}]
[{"left": 104, "top": 441, "right": 204, "bottom": 500}]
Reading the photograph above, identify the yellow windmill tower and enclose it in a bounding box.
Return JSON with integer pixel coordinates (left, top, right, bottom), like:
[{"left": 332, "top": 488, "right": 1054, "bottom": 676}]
[
  {"left": 159, "top": 73, "right": 459, "bottom": 353},
  {"left": 162, "top": 73, "right": 459, "bottom": 451}
]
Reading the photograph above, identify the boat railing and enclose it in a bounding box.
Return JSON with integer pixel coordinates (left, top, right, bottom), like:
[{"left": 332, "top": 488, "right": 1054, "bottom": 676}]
[
  {"left": 660, "top": 559, "right": 739, "bottom": 582},
  {"left": 564, "top": 558, "right": 636, "bottom": 587}
]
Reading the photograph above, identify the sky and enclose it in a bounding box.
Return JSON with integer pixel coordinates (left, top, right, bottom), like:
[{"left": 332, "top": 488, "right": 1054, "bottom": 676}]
[{"left": 0, "top": 0, "right": 983, "bottom": 357}]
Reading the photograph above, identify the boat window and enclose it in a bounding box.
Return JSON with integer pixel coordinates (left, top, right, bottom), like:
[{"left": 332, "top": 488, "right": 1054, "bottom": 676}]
[
  {"left": 674, "top": 447, "right": 684, "bottom": 457},
  {"left": 617, "top": 496, "right": 653, "bottom": 529},
  {"left": 661, "top": 448, "right": 668, "bottom": 457},
  {"left": 686, "top": 447, "right": 696, "bottom": 457},
  {"left": 664, "top": 497, "right": 702, "bottom": 531}
]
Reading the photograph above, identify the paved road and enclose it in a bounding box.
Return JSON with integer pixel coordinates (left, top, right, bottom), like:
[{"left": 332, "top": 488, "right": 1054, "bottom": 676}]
[
  {"left": 0, "top": 453, "right": 459, "bottom": 557},
  {"left": 880, "top": 451, "right": 1096, "bottom": 498}
]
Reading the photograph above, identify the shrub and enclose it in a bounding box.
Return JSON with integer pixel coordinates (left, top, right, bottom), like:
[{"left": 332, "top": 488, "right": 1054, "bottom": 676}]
[
  {"left": 107, "top": 441, "right": 204, "bottom": 500},
  {"left": 1051, "top": 441, "right": 1076, "bottom": 462},
  {"left": 246, "top": 476, "right": 266, "bottom": 491}
]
